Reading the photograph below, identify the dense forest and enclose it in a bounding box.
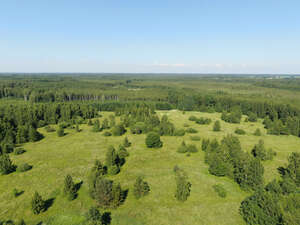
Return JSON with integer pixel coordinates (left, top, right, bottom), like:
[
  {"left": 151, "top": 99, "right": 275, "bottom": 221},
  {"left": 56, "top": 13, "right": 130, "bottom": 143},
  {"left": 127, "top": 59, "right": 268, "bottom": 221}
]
[{"left": 0, "top": 74, "right": 299, "bottom": 225}]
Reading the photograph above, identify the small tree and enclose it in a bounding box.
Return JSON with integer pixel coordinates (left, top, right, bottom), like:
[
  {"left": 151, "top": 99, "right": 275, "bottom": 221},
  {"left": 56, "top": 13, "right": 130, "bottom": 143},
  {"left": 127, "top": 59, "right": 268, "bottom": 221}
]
[
  {"left": 123, "top": 137, "right": 131, "bottom": 147},
  {"left": 105, "top": 146, "right": 120, "bottom": 175},
  {"left": 31, "top": 191, "right": 45, "bottom": 214},
  {"left": 174, "top": 166, "right": 191, "bottom": 202},
  {"left": 63, "top": 174, "right": 77, "bottom": 200},
  {"left": 254, "top": 128, "right": 262, "bottom": 136},
  {"left": 213, "top": 120, "right": 221, "bottom": 132},
  {"left": 28, "top": 126, "right": 41, "bottom": 142},
  {"left": 92, "top": 120, "right": 101, "bottom": 132},
  {"left": 75, "top": 124, "right": 80, "bottom": 132},
  {"left": 87, "top": 119, "right": 93, "bottom": 126},
  {"left": 16, "top": 219, "right": 26, "bottom": 225},
  {"left": 133, "top": 176, "right": 150, "bottom": 199},
  {"left": 112, "top": 124, "right": 126, "bottom": 136},
  {"left": 0, "top": 154, "right": 15, "bottom": 175},
  {"left": 57, "top": 127, "right": 64, "bottom": 137},
  {"left": 177, "top": 141, "right": 187, "bottom": 153},
  {"left": 145, "top": 132, "right": 163, "bottom": 148},
  {"left": 102, "top": 118, "right": 109, "bottom": 129},
  {"left": 85, "top": 207, "right": 102, "bottom": 225}
]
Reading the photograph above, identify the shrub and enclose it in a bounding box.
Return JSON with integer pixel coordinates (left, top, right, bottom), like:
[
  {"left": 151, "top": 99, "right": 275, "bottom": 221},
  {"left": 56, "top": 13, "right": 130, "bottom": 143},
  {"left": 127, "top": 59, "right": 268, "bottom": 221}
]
[
  {"left": 177, "top": 141, "right": 187, "bottom": 153},
  {"left": 187, "top": 144, "right": 198, "bottom": 153},
  {"left": 0, "top": 154, "right": 15, "bottom": 175},
  {"left": 190, "top": 135, "right": 201, "bottom": 141},
  {"left": 254, "top": 128, "right": 262, "bottom": 136},
  {"left": 183, "top": 123, "right": 189, "bottom": 127},
  {"left": 14, "top": 148, "right": 26, "bottom": 155},
  {"left": 31, "top": 191, "right": 46, "bottom": 214},
  {"left": 188, "top": 115, "right": 198, "bottom": 121},
  {"left": 173, "top": 129, "right": 185, "bottom": 136},
  {"left": 112, "top": 124, "right": 126, "bottom": 136},
  {"left": 108, "top": 165, "right": 120, "bottom": 175},
  {"left": 103, "top": 131, "right": 112, "bottom": 136},
  {"left": 145, "top": 132, "right": 163, "bottom": 148},
  {"left": 1, "top": 144, "right": 14, "bottom": 154},
  {"left": 130, "top": 122, "right": 146, "bottom": 134},
  {"left": 213, "top": 184, "right": 227, "bottom": 198},
  {"left": 57, "top": 127, "right": 64, "bottom": 137},
  {"left": 186, "top": 128, "right": 198, "bottom": 133},
  {"left": 235, "top": 128, "right": 246, "bottom": 135},
  {"left": 44, "top": 125, "right": 55, "bottom": 133},
  {"left": 213, "top": 120, "right": 221, "bottom": 131},
  {"left": 196, "top": 117, "right": 212, "bottom": 125},
  {"left": 133, "top": 176, "right": 150, "bottom": 199},
  {"left": 92, "top": 120, "right": 101, "bottom": 132},
  {"left": 248, "top": 112, "right": 258, "bottom": 122},
  {"left": 17, "top": 163, "right": 32, "bottom": 172}
]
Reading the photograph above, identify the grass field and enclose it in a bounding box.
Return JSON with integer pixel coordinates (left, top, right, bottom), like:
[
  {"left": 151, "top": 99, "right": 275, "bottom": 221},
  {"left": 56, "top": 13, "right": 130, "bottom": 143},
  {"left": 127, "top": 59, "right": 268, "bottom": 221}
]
[{"left": 1, "top": 110, "right": 299, "bottom": 225}]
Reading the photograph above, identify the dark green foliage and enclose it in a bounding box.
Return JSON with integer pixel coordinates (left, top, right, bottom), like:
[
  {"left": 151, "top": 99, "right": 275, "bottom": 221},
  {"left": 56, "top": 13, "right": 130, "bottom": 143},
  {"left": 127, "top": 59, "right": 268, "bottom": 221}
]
[
  {"left": 240, "top": 189, "right": 283, "bottom": 225},
  {"left": 213, "top": 120, "right": 221, "bottom": 131},
  {"left": 92, "top": 177, "right": 123, "bottom": 208},
  {"left": 280, "top": 177, "right": 297, "bottom": 194},
  {"left": 253, "top": 128, "right": 262, "bottom": 136},
  {"left": 133, "top": 176, "right": 150, "bottom": 199},
  {"left": 285, "top": 152, "right": 300, "bottom": 186},
  {"left": 63, "top": 174, "right": 77, "bottom": 201},
  {"left": 16, "top": 163, "right": 32, "bottom": 173},
  {"left": 85, "top": 207, "right": 103, "bottom": 225},
  {"left": 88, "top": 160, "right": 107, "bottom": 199},
  {"left": 190, "top": 135, "right": 201, "bottom": 141},
  {"left": 1, "top": 143, "right": 14, "bottom": 154},
  {"left": 213, "top": 184, "right": 227, "bottom": 198},
  {"left": 112, "top": 123, "right": 126, "bottom": 136},
  {"left": 103, "top": 131, "right": 112, "bottom": 136},
  {"left": 145, "top": 132, "right": 163, "bottom": 148},
  {"left": 57, "top": 127, "right": 64, "bottom": 137},
  {"left": 235, "top": 128, "right": 246, "bottom": 135},
  {"left": 185, "top": 128, "right": 198, "bottom": 133},
  {"left": 0, "top": 154, "right": 15, "bottom": 175},
  {"left": 28, "top": 126, "right": 42, "bottom": 142},
  {"left": 123, "top": 137, "right": 131, "bottom": 147},
  {"left": 159, "top": 115, "right": 175, "bottom": 136},
  {"left": 130, "top": 122, "right": 146, "bottom": 134},
  {"left": 105, "top": 146, "right": 120, "bottom": 175},
  {"left": 88, "top": 119, "right": 93, "bottom": 126},
  {"left": 92, "top": 120, "right": 101, "bottom": 132},
  {"left": 174, "top": 166, "right": 191, "bottom": 202},
  {"left": 117, "top": 145, "right": 129, "bottom": 159},
  {"left": 31, "top": 191, "right": 45, "bottom": 214},
  {"left": 265, "top": 179, "right": 282, "bottom": 195}
]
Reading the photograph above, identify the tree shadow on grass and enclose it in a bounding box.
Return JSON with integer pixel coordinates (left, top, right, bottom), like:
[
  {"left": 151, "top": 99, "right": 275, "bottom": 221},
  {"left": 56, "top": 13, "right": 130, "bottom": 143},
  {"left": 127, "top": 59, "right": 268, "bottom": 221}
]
[
  {"left": 102, "top": 212, "right": 112, "bottom": 225},
  {"left": 277, "top": 166, "right": 287, "bottom": 176},
  {"left": 44, "top": 197, "right": 55, "bottom": 211},
  {"left": 121, "top": 189, "right": 129, "bottom": 205},
  {"left": 15, "top": 190, "right": 24, "bottom": 197}
]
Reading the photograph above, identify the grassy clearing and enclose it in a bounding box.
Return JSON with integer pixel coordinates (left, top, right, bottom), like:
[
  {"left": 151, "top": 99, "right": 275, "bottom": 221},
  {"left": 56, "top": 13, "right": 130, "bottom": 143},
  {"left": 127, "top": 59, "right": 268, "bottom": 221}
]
[{"left": 1, "top": 110, "right": 299, "bottom": 225}]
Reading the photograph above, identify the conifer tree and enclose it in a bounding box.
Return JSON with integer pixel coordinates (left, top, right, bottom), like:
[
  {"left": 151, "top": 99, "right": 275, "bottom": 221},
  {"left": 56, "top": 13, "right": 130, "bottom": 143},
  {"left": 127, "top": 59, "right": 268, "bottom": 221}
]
[
  {"left": 0, "top": 154, "right": 15, "bottom": 175},
  {"left": 31, "top": 191, "right": 45, "bottom": 214},
  {"left": 57, "top": 127, "right": 64, "bottom": 137},
  {"left": 63, "top": 174, "right": 77, "bottom": 200},
  {"left": 174, "top": 166, "right": 191, "bottom": 202},
  {"left": 123, "top": 136, "right": 131, "bottom": 147},
  {"left": 133, "top": 176, "right": 150, "bottom": 199},
  {"left": 86, "top": 207, "right": 102, "bottom": 225},
  {"left": 92, "top": 120, "right": 101, "bottom": 132},
  {"left": 213, "top": 120, "right": 221, "bottom": 131}
]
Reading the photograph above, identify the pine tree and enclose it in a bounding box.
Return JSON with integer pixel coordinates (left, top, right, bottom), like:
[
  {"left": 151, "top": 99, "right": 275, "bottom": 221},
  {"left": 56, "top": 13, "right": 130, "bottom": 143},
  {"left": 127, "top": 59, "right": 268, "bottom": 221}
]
[
  {"left": 123, "top": 136, "right": 131, "bottom": 147},
  {"left": 174, "top": 166, "right": 191, "bottom": 202},
  {"left": 105, "top": 146, "right": 120, "bottom": 175},
  {"left": 31, "top": 191, "right": 45, "bottom": 214},
  {"left": 0, "top": 154, "right": 15, "bottom": 175},
  {"left": 213, "top": 120, "right": 221, "bottom": 131},
  {"left": 254, "top": 128, "right": 262, "bottom": 136},
  {"left": 75, "top": 124, "right": 80, "bottom": 132},
  {"left": 63, "top": 174, "right": 77, "bottom": 200},
  {"left": 112, "top": 182, "right": 123, "bottom": 208},
  {"left": 92, "top": 120, "right": 101, "bottom": 132},
  {"left": 177, "top": 141, "right": 187, "bottom": 153},
  {"left": 86, "top": 207, "right": 102, "bottom": 225},
  {"left": 57, "top": 127, "right": 64, "bottom": 137},
  {"left": 133, "top": 176, "right": 150, "bottom": 199},
  {"left": 16, "top": 219, "right": 26, "bottom": 225},
  {"left": 28, "top": 126, "right": 40, "bottom": 142},
  {"left": 102, "top": 118, "right": 109, "bottom": 129}
]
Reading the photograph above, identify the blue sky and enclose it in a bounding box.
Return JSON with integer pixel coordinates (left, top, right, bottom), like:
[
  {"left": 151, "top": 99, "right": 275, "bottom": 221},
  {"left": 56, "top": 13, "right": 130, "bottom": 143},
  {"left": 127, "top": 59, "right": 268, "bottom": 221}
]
[{"left": 1, "top": 0, "right": 300, "bottom": 73}]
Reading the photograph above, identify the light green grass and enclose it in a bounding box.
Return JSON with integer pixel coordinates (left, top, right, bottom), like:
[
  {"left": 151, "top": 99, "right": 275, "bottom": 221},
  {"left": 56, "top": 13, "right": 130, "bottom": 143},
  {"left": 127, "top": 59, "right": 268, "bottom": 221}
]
[{"left": 1, "top": 110, "right": 299, "bottom": 225}]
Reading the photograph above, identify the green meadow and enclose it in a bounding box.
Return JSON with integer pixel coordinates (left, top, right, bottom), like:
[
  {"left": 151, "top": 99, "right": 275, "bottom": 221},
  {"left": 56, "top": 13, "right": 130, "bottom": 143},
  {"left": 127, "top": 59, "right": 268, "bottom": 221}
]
[{"left": 1, "top": 110, "right": 299, "bottom": 225}]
